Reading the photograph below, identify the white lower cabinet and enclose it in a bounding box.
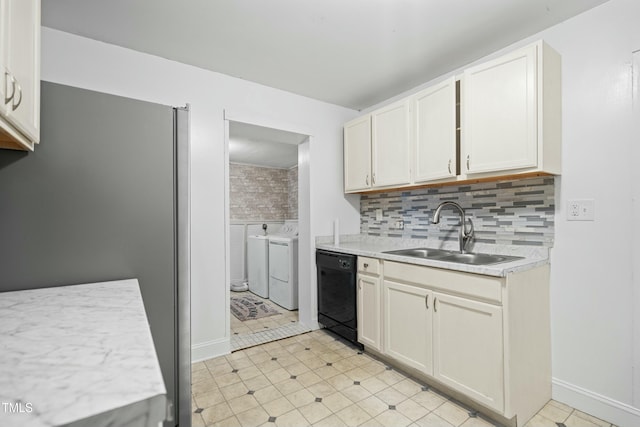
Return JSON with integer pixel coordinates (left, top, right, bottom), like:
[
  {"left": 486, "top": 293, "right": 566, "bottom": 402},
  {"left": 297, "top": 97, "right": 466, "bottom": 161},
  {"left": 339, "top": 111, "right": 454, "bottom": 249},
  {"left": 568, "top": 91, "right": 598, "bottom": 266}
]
[
  {"left": 357, "top": 259, "right": 550, "bottom": 426},
  {"left": 432, "top": 292, "right": 504, "bottom": 411},
  {"left": 357, "top": 257, "right": 381, "bottom": 351},
  {"left": 383, "top": 280, "right": 432, "bottom": 374},
  {"left": 357, "top": 274, "right": 381, "bottom": 350}
]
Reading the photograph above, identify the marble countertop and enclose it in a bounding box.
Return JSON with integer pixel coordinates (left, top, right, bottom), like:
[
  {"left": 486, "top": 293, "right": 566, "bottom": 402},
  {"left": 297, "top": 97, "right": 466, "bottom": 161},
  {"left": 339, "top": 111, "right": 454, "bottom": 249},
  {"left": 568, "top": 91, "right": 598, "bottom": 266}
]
[
  {"left": 0, "top": 279, "right": 167, "bottom": 427},
  {"left": 316, "top": 235, "right": 549, "bottom": 277}
]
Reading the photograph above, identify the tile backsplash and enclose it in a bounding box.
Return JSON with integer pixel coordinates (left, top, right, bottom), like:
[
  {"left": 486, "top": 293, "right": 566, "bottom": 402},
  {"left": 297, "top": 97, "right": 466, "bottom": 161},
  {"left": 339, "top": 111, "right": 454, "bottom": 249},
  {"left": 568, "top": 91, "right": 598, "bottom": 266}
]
[
  {"left": 360, "top": 176, "right": 555, "bottom": 247},
  {"left": 230, "top": 163, "right": 298, "bottom": 221}
]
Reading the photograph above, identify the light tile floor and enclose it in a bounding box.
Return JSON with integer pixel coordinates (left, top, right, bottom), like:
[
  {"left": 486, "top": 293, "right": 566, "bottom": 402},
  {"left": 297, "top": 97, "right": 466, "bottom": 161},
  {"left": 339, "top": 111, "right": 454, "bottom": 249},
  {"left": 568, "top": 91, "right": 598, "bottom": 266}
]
[
  {"left": 193, "top": 330, "right": 617, "bottom": 427},
  {"left": 230, "top": 291, "right": 306, "bottom": 351}
]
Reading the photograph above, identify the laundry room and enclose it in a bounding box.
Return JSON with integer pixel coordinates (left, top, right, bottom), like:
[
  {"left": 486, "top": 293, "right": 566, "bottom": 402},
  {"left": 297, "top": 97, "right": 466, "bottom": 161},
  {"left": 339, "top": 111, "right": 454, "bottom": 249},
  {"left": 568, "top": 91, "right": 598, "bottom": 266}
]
[{"left": 227, "top": 121, "right": 309, "bottom": 350}]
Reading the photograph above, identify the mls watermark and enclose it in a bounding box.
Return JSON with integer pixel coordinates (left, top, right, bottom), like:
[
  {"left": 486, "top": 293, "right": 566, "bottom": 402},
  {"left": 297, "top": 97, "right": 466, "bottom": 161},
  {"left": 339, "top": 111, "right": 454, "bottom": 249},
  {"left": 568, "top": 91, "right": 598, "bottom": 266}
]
[{"left": 2, "top": 402, "right": 33, "bottom": 414}]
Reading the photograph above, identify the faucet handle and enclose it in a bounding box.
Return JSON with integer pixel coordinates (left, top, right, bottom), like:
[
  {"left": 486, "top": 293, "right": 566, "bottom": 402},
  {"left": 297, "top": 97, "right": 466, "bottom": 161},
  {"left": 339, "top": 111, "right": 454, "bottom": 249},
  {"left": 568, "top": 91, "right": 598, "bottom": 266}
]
[
  {"left": 465, "top": 218, "right": 474, "bottom": 236},
  {"left": 462, "top": 218, "right": 474, "bottom": 252}
]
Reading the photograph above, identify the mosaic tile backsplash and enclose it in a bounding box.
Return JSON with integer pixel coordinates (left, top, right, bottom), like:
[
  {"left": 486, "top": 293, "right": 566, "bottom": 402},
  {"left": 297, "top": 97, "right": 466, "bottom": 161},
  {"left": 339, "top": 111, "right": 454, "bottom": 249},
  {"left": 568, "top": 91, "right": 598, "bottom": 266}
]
[
  {"left": 230, "top": 163, "right": 298, "bottom": 221},
  {"left": 361, "top": 177, "right": 555, "bottom": 247}
]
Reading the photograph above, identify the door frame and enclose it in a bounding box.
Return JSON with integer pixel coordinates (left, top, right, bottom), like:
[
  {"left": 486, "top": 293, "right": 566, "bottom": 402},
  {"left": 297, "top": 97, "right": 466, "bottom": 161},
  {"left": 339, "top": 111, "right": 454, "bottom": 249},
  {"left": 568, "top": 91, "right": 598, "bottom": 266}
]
[
  {"left": 223, "top": 109, "right": 315, "bottom": 344},
  {"left": 632, "top": 49, "right": 640, "bottom": 409}
]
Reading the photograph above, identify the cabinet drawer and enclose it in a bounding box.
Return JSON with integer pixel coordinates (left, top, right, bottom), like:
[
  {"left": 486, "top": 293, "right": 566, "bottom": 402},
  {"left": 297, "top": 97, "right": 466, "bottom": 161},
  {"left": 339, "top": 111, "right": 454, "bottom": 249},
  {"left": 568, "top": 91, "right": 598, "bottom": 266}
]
[
  {"left": 384, "top": 261, "right": 503, "bottom": 304},
  {"left": 358, "top": 257, "right": 380, "bottom": 275}
]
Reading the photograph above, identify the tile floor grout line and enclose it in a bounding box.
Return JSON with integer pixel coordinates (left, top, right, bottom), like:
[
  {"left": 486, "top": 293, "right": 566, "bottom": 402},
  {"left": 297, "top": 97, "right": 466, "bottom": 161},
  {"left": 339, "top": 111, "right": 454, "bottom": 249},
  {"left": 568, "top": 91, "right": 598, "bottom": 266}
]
[{"left": 192, "top": 328, "right": 617, "bottom": 427}]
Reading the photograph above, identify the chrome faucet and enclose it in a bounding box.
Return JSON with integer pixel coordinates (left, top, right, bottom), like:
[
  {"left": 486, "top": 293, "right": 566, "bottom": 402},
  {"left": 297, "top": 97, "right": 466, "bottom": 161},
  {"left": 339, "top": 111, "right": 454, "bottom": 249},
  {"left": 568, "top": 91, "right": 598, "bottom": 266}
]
[{"left": 432, "top": 201, "right": 474, "bottom": 253}]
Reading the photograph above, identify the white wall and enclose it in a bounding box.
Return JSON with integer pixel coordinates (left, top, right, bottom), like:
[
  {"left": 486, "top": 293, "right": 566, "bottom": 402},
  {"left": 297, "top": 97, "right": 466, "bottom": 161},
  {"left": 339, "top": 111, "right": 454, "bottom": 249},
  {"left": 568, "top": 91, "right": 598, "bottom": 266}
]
[
  {"left": 40, "top": 27, "right": 360, "bottom": 361},
  {"left": 362, "top": 0, "right": 640, "bottom": 424}
]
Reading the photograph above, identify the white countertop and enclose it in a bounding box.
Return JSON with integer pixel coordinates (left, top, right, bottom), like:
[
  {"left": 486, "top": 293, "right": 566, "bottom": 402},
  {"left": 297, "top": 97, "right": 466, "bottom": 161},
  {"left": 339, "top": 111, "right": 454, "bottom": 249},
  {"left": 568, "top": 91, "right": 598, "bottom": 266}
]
[
  {"left": 0, "top": 279, "right": 167, "bottom": 427},
  {"left": 316, "top": 235, "right": 549, "bottom": 277}
]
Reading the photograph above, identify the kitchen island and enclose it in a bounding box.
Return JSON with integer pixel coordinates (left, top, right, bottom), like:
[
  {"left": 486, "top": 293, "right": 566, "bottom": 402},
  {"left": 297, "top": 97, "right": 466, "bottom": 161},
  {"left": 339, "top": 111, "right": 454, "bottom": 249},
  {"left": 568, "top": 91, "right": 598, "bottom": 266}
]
[{"left": 0, "top": 279, "right": 166, "bottom": 427}]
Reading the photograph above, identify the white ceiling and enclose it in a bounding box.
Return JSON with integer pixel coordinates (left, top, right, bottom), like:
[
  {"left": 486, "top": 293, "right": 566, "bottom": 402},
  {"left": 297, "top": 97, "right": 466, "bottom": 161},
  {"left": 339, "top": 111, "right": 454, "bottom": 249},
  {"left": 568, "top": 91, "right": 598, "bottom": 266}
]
[
  {"left": 41, "top": 0, "right": 608, "bottom": 110},
  {"left": 229, "top": 121, "right": 305, "bottom": 168}
]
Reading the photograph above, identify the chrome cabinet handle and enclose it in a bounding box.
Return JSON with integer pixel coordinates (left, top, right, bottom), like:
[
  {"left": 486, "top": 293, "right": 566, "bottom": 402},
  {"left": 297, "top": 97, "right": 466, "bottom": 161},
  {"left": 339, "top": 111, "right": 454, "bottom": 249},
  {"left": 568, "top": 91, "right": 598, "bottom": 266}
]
[
  {"left": 434, "top": 297, "right": 438, "bottom": 312},
  {"left": 358, "top": 280, "right": 362, "bottom": 290},
  {"left": 466, "top": 155, "right": 470, "bottom": 170},
  {"left": 365, "top": 174, "right": 369, "bottom": 186},
  {"left": 448, "top": 159, "right": 452, "bottom": 174},
  {"left": 363, "top": 263, "right": 369, "bottom": 268},
  {"left": 5, "top": 72, "right": 15, "bottom": 105},
  {"left": 425, "top": 295, "right": 429, "bottom": 309},
  {"left": 372, "top": 173, "right": 376, "bottom": 185},
  {"left": 13, "top": 82, "right": 22, "bottom": 110}
]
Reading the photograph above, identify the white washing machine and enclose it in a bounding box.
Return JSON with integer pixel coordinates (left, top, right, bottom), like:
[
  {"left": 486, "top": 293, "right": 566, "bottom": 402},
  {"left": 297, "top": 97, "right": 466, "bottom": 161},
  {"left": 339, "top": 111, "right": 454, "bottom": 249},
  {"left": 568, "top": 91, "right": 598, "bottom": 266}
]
[
  {"left": 247, "top": 235, "right": 269, "bottom": 298},
  {"left": 268, "top": 222, "right": 299, "bottom": 310}
]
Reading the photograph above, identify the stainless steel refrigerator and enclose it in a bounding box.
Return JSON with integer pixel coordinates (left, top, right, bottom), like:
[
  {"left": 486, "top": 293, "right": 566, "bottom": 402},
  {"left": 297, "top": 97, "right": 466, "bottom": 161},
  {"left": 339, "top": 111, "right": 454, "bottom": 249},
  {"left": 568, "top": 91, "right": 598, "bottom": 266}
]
[{"left": 0, "top": 82, "right": 191, "bottom": 427}]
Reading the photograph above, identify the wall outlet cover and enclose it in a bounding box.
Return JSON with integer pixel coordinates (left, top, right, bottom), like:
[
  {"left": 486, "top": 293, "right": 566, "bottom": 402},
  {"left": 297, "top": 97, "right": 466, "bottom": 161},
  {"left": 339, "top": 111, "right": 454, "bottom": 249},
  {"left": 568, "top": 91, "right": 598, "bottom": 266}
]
[
  {"left": 567, "top": 199, "right": 595, "bottom": 221},
  {"left": 375, "top": 209, "right": 383, "bottom": 221}
]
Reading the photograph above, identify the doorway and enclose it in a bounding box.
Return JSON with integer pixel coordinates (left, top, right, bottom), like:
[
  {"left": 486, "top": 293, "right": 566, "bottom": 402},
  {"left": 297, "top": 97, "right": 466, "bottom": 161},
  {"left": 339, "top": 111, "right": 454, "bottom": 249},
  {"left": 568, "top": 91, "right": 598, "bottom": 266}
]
[{"left": 225, "top": 118, "right": 312, "bottom": 351}]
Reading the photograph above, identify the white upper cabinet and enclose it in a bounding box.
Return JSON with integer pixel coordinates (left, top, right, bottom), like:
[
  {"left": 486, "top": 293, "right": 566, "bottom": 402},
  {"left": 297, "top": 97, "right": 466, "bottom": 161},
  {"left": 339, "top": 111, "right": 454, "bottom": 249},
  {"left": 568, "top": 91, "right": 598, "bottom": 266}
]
[
  {"left": 344, "top": 99, "right": 411, "bottom": 193},
  {"left": 371, "top": 99, "right": 411, "bottom": 188},
  {"left": 462, "top": 41, "right": 561, "bottom": 176},
  {"left": 0, "top": 0, "right": 40, "bottom": 150},
  {"left": 0, "top": 0, "right": 7, "bottom": 118},
  {"left": 343, "top": 40, "right": 561, "bottom": 194},
  {"left": 412, "top": 77, "right": 457, "bottom": 183},
  {"left": 344, "top": 115, "right": 372, "bottom": 192}
]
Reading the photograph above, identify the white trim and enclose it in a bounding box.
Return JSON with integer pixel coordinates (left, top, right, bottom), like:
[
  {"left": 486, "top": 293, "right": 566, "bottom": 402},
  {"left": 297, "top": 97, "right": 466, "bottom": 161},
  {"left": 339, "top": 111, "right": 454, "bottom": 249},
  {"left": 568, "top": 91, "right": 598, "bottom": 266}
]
[
  {"left": 632, "top": 49, "right": 640, "bottom": 409},
  {"left": 224, "top": 119, "right": 231, "bottom": 345},
  {"left": 297, "top": 138, "right": 314, "bottom": 328},
  {"left": 224, "top": 109, "right": 314, "bottom": 138},
  {"left": 191, "top": 337, "right": 231, "bottom": 363},
  {"left": 229, "top": 161, "right": 293, "bottom": 170},
  {"left": 552, "top": 377, "right": 640, "bottom": 427}
]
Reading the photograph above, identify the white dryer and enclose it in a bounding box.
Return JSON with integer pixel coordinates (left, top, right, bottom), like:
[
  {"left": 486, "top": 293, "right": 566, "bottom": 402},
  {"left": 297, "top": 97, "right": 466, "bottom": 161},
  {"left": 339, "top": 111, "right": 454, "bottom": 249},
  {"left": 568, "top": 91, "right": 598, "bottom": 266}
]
[
  {"left": 247, "top": 235, "right": 269, "bottom": 298},
  {"left": 268, "top": 222, "right": 299, "bottom": 310}
]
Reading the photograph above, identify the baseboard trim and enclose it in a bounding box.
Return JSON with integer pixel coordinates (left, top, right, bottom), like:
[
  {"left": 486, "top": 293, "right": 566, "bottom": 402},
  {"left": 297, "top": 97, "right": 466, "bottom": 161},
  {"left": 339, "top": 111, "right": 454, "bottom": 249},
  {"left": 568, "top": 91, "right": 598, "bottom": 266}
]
[
  {"left": 191, "top": 337, "right": 230, "bottom": 363},
  {"left": 552, "top": 377, "right": 640, "bottom": 427},
  {"left": 299, "top": 319, "right": 320, "bottom": 331}
]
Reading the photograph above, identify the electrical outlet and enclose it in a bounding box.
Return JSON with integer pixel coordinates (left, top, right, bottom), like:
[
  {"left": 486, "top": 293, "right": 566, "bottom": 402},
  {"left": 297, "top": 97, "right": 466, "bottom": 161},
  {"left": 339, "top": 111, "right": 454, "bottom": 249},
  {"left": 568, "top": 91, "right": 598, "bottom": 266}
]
[
  {"left": 395, "top": 220, "right": 404, "bottom": 230},
  {"left": 567, "top": 199, "right": 595, "bottom": 221},
  {"left": 375, "top": 209, "right": 383, "bottom": 221}
]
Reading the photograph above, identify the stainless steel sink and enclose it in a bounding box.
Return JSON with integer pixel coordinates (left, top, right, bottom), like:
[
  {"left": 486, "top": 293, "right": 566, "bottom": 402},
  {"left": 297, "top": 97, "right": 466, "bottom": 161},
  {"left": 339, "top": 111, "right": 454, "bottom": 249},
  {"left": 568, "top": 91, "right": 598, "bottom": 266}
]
[
  {"left": 436, "top": 253, "right": 523, "bottom": 266},
  {"left": 383, "top": 248, "right": 453, "bottom": 259},
  {"left": 383, "top": 248, "right": 523, "bottom": 266}
]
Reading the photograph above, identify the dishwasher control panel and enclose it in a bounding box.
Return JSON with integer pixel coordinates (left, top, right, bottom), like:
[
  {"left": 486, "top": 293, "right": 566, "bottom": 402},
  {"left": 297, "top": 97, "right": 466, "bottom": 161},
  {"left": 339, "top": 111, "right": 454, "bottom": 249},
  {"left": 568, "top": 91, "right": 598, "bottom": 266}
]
[{"left": 338, "top": 259, "right": 352, "bottom": 269}]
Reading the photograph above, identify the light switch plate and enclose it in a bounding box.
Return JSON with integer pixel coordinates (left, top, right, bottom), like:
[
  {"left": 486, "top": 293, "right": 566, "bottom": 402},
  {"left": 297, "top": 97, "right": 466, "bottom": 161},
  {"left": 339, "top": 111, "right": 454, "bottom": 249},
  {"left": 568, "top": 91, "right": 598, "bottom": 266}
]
[
  {"left": 567, "top": 199, "right": 595, "bottom": 221},
  {"left": 375, "top": 209, "right": 383, "bottom": 221}
]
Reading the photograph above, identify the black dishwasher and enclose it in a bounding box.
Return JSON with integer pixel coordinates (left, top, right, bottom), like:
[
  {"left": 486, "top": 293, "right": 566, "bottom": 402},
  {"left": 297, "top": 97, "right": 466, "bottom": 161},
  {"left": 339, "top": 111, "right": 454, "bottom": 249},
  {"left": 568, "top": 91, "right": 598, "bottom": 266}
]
[{"left": 316, "top": 250, "right": 362, "bottom": 348}]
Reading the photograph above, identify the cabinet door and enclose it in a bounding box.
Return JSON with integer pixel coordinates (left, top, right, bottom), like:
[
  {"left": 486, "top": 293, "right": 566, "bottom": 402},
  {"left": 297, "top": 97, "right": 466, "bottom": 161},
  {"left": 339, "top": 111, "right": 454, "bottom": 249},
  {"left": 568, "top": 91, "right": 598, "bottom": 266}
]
[
  {"left": 433, "top": 292, "right": 504, "bottom": 411},
  {"left": 344, "top": 115, "right": 371, "bottom": 192},
  {"left": 371, "top": 100, "right": 411, "bottom": 187},
  {"left": 463, "top": 44, "right": 537, "bottom": 174},
  {"left": 383, "top": 280, "right": 432, "bottom": 375},
  {"left": 413, "top": 77, "right": 456, "bottom": 182},
  {"left": 357, "top": 274, "right": 380, "bottom": 351},
  {"left": 4, "top": 0, "right": 40, "bottom": 142},
  {"left": 0, "top": 0, "right": 7, "bottom": 117}
]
